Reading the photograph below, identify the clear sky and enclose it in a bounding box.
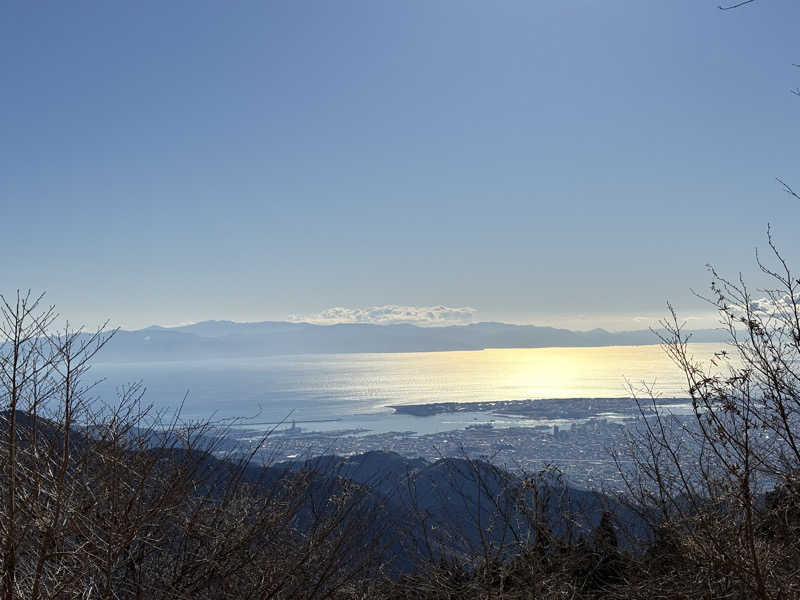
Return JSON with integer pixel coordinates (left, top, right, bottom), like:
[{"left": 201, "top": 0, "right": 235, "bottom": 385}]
[{"left": 2, "top": 1, "right": 799, "bottom": 331}]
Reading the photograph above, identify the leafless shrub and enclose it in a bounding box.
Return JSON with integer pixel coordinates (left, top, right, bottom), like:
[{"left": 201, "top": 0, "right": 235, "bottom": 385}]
[
  {"left": 611, "top": 231, "right": 800, "bottom": 599},
  {"left": 0, "top": 292, "right": 388, "bottom": 599}
]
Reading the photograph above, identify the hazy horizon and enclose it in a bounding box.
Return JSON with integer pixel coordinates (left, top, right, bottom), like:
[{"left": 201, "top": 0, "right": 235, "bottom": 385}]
[
  {"left": 3, "top": 2, "right": 798, "bottom": 331},
  {"left": 121, "top": 310, "right": 719, "bottom": 334},
  {"left": 2, "top": 3, "right": 798, "bottom": 592}
]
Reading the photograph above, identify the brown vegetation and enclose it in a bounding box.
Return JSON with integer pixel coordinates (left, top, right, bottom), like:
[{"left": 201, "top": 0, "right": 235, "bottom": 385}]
[{"left": 0, "top": 292, "right": 388, "bottom": 599}]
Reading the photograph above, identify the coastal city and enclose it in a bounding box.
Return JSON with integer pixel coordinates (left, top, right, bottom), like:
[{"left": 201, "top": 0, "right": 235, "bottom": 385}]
[{"left": 222, "top": 397, "right": 695, "bottom": 489}]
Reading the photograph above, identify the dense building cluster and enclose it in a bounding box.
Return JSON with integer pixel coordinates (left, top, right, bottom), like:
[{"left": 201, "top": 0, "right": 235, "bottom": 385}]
[{"left": 227, "top": 415, "right": 645, "bottom": 488}]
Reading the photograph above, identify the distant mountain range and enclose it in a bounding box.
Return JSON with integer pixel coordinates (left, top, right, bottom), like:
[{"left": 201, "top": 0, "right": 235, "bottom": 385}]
[{"left": 93, "top": 320, "right": 728, "bottom": 363}]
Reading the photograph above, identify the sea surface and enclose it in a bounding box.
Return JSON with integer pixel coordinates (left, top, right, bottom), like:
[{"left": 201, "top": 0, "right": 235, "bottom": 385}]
[{"left": 90, "top": 344, "right": 724, "bottom": 435}]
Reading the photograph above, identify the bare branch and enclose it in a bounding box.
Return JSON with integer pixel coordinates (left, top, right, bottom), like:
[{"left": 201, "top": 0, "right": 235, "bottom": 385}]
[{"left": 718, "top": 0, "right": 758, "bottom": 10}]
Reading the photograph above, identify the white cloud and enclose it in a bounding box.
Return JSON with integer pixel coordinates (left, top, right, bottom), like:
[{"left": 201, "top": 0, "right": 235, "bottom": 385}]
[
  {"left": 748, "top": 295, "right": 794, "bottom": 316},
  {"left": 163, "top": 320, "right": 198, "bottom": 328},
  {"left": 288, "top": 305, "right": 478, "bottom": 327}
]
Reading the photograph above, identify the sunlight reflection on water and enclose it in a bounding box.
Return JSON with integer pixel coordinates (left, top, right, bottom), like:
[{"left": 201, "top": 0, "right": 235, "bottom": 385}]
[{"left": 91, "top": 344, "right": 725, "bottom": 432}]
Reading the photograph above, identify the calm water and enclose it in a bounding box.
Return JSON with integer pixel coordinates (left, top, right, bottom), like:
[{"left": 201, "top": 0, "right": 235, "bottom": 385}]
[{"left": 90, "top": 344, "right": 723, "bottom": 434}]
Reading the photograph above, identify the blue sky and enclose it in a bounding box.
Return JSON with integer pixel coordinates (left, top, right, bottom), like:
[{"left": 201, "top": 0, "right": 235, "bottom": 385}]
[{"left": 2, "top": 1, "right": 799, "bottom": 331}]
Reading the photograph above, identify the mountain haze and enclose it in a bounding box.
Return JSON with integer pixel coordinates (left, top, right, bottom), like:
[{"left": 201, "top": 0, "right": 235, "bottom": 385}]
[{"left": 95, "top": 320, "right": 727, "bottom": 362}]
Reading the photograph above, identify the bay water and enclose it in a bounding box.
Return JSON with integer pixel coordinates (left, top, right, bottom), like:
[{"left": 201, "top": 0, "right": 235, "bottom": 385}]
[{"left": 90, "top": 344, "right": 723, "bottom": 435}]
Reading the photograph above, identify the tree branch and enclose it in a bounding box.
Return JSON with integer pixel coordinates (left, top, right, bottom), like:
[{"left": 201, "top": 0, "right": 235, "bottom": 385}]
[{"left": 719, "top": 0, "right": 757, "bottom": 9}]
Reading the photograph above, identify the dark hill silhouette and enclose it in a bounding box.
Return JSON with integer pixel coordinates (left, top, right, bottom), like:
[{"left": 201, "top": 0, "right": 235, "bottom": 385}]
[{"left": 279, "top": 451, "right": 645, "bottom": 557}]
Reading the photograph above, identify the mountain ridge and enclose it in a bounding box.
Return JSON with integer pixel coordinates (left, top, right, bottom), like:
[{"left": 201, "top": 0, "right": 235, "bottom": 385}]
[{"left": 95, "top": 320, "right": 727, "bottom": 362}]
